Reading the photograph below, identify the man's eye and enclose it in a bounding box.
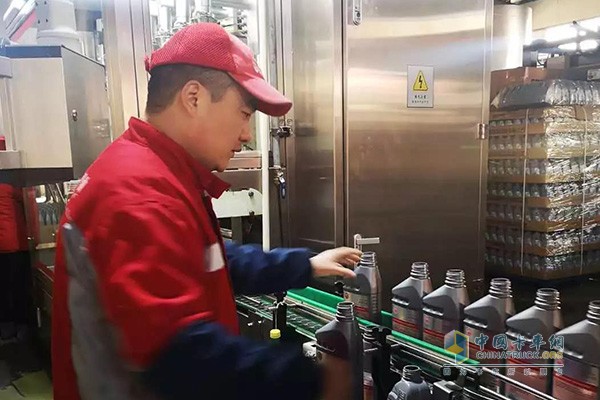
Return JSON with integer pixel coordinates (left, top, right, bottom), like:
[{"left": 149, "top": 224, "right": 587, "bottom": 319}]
[{"left": 242, "top": 111, "right": 252, "bottom": 119}]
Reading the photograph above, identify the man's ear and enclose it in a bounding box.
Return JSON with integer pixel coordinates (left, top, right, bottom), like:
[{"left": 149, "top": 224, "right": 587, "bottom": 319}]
[{"left": 179, "top": 80, "right": 210, "bottom": 115}]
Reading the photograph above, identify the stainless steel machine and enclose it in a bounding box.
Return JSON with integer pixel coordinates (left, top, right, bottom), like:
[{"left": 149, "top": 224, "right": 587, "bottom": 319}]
[
  {"left": 0, "top": 45, "right": 111, "bottom": 185},
  {"left": 0, "top": 0, "right": 113, "bottom": 356},
  {"left": 277, "top": 0, "right": 494, "bottom": 304}
]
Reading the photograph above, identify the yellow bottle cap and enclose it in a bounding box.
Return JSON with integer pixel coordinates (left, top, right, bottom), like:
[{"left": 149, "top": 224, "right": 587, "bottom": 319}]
[{"left": 270, "top": 329, "right": 281, "bottom": 340}]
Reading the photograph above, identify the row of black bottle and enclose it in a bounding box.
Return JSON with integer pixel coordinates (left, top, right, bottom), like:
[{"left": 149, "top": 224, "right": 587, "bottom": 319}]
[
  {"left": 391, "top": 262, "right": 600, "bottom": 399},
  {"left": 317, "top": 260, "right": 599, "bottom": 399}
]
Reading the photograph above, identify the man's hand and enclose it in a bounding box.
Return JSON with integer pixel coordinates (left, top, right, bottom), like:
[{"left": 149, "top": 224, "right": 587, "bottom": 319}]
[{"left": 310, "top": 247, "right": 361, "bottom": 279}]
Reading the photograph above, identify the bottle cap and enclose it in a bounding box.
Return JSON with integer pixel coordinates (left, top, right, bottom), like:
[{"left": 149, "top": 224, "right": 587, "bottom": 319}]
[{"left": 270, "top": 329, "right": 281, "bottom": 340}]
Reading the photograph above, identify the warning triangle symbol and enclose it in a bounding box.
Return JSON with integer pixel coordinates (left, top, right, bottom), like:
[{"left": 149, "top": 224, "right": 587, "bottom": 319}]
[{"left": 413, "top": 71, "right": 428, "bottom": 91}]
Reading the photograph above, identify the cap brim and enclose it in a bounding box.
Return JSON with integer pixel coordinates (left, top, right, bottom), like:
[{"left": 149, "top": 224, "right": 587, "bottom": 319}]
[{"left": 229, "top": 72, "right": 292, "bottom": 117}]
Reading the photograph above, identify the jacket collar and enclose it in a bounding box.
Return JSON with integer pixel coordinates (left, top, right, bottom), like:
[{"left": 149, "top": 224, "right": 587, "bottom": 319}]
[{"left": 126, "top": 117, "right": 230, "bottom": 198}]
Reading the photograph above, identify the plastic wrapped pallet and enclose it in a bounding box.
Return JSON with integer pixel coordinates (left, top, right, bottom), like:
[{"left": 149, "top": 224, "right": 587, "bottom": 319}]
[
  {"left": 486, "top": 82, "right": 600, "bottom": 280},
  {"left": 492, "top": 80, "right": 600, "bottom": 110}
]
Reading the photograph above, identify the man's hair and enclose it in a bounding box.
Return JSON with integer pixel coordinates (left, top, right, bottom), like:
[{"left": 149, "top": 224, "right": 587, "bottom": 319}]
[{"left": 145, "top": 64, "right": 235, "bottom": 114}]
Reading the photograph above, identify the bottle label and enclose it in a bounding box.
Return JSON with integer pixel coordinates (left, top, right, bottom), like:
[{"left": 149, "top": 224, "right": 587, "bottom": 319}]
[
  {"left": 553, "top": 357, "right": 598, "bottom": 400},
  {"left": 363, "top": 372, "right": 373, "bottom": 400},
  {"left": 392, "top": 304, "right": 420, "bottom": 338},
  {"left": 505, "top": 339, "right": 550, "bottom": 400},
  {"left": 397, "top": 388, "right": 407, "bottom": 400},
  {"left": 465, "top": 326, "right": 501, "bottom": 392},
  {"left": 344, "top": 291, "right": 379, "bottom": 320},
  {"left": 422, "top": 314, "right": 459, "bottom": 348}
]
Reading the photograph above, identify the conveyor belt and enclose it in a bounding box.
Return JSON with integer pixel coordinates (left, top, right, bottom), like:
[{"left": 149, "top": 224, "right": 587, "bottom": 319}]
[{"left": 236, "top": 287, "right": 557, "bottom": 400}]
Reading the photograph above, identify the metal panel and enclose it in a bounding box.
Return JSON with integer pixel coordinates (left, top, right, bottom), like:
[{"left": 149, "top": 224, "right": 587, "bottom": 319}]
[
  {"left": 102, "top": 0, "right": 145, "bottom": 137},
  {"left": 344, "top": 0, "right": 491, "bottom": 305},
  {"left": 0, "top": 151, "right": 22, "bottom": 169},
  {"left": 62, "top": 48, "right": 112, "bottom": 178},
  {"left": 284, "top": 0, "right": 344, "bottom": 251},
  {"left": 0, "top": 57, "right": 15, "bottom": 153},
  {"left": 9, "top": 57, "right": 72, "bottom": 168},
  {"left": 491, "top": 4, "right": 532, "bottom": 71},
  {"left": 215, "top": 169, "right": 261, "bottom": 191},
  {"left": 0, "top": 47, "right": 109, "bottom": 183}
]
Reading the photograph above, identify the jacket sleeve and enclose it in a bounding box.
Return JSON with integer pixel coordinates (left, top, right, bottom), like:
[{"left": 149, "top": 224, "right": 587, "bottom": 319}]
[
  {"left": 225, "top": 240, "right": 314, "bottom": 295},
  {"left": 141, "top": 319, "right": 323, "bottom": 400},
  {"left": 89, "top": 197, "right": 322, "bottom": 399}
]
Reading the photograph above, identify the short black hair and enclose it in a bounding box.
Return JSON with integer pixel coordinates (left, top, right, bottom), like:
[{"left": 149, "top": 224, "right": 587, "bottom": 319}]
[{"left": 145, "top": 64, "right": 235, "bottom": 114}]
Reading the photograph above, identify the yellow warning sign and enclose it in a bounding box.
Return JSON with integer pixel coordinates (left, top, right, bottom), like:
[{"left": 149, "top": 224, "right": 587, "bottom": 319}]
[{"left": 412, "top": 71, "right": 429, "bottom": 91}]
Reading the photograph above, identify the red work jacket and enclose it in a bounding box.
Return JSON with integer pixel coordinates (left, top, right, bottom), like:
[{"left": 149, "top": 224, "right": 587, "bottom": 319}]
[{"left": 52, "top": 118, "right": 236, "bottom": 400}]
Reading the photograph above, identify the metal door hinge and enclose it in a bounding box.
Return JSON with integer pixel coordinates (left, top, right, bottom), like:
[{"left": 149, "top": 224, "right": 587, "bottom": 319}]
[
  {"left": 477, "top": 123, "right": 489, "bottom": 140},
  {"left": 352, "top": 0, "right": 362, "bottom": 25}
]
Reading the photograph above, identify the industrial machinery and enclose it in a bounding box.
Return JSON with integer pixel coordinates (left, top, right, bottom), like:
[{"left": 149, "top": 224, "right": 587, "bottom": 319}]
[
  {"left": 2, "top": 1, "right": 599, "bottom": 399},
  {"left": 0, "top": 45, "right": 111, "bottom": 185},
  {"left": 0, "top": 0, "right": 112, "bottom": 357},
  {"left": 236, "top": 288, "right": 560, "bottom": 400}
]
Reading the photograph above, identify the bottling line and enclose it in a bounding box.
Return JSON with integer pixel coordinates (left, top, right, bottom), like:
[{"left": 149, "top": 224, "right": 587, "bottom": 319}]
[{"left": 1, "top": 0, "right": 600, "bottom": 399}]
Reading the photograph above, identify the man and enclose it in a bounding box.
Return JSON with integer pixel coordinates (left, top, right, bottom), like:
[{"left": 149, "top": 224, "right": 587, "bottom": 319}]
[{"left": 52, "top": 22, "right": 360, "bottom": 400}]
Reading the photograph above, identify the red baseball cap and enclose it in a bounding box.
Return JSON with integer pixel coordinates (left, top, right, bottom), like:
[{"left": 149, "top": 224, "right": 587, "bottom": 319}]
[{"left": 145, "top": 23, "right": 292, "bottom": 117}]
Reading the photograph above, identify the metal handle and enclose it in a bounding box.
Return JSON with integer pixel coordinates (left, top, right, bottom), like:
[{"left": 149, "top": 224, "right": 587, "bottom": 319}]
[
  {"left": 274, "top": 170, "right": 287, "bottom": 199},
  {"left": 477, "top": 123, "right": 489, "bottom": 140},
  {"left": 353, "top": 233, "right": 380, "bottom": 251},
  {"left": 352, "top": 0, "right": 362, "bottom": 25}
]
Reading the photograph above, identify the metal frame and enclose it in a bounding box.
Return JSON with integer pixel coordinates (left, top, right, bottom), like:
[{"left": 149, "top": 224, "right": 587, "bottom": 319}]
[
  {"left": 479, "top": 0, "right": 494, "bottom": 274},
  {"left": 278, "top": 0, "right": 295, "bottom": 247},
  {"left": 333, "top": 0, "right": 345, "bottom": 248},
  {"left": 264, "top": 0, "right": 282, "bottom": 247},
  {"left": 0, "top": 55, "right": 15, "bottom": 162},
  {"left": 278, "top": 0, "right": 346, "bottom": 251},
  {"left": 102, "top": 0, "right": 152, "bottom": 137}
]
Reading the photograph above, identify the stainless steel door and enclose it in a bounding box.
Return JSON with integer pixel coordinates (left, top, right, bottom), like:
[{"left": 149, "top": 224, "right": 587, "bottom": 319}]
[
  {"left": 345, "top": 0, "right": 491, "bottom": 304},
  {"left": 283, "top": 0, "right": 344, "bottom": 251}
]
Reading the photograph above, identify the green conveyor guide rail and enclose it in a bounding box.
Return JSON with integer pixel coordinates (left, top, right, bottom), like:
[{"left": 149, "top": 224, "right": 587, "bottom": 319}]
[
  {"left": 288, "top": 287, "right": 478, "bottom": 366},
  {"left": 236, "top": 289, "right": 560, "bottom": 400},
  {"left": 236, "top": 286, "right": 478, "bottom": 367}
]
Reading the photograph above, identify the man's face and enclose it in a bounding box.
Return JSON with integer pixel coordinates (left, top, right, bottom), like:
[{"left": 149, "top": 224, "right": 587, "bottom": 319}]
[{"left": 183, "top": 83, "right": 255, "bottom": 172}]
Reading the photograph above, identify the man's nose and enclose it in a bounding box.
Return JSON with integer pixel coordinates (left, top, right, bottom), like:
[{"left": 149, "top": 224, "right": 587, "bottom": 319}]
[{"left": 240, "top": 125, "right": 253, "bottom": 143}]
